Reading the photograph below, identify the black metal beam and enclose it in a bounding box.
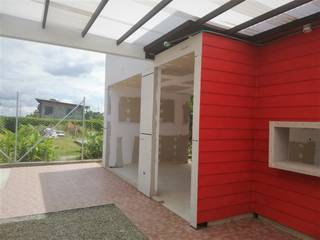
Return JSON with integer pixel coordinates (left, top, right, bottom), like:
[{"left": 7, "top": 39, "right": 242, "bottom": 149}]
[
  {"left": 227, "top": 0, "right": 313, "bottom": 34},
  {"left": 197, "top": 0, "right": 246, "bottom": 25},
  {"left": 82, "top": 0, "right": 109, "bottom": 38},
  {"left": 143, "top": 20, "right": 252, "bottom": 59},
  {"left": 144, "top": 20, "right": 200, "bottom": 58},
  {"left": 42, "top": 0, "right": 50, "bottom": 29},
  {"left": 143, "top": 0, "right": 248, "bottom": 58},
  {"left": 253, "top": 12, "right": 320, "bottom": 44},
  {"left": 117, "top": 0, "right": 173, "bottom": 45}
]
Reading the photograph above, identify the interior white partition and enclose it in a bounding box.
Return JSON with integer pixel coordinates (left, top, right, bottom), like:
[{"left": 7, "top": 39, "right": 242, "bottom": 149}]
[{"left": 138, "top": 70, "right": 157, "bottom": 197}]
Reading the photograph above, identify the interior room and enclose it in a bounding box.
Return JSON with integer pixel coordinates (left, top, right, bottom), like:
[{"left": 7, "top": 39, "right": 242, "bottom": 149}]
[
  {"left": 107, "top": 75, "right": 142, "bottom": 187},
  {"left": 152, "top": 53, "right": 195, "bottom": 222}
]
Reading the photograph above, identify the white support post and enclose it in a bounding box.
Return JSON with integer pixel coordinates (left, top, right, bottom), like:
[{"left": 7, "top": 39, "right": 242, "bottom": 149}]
[
  {"left": 14, "top": 92, "right": 19, "bottom": 162},
  {"left": 81, "top": 97, "right": 86, "bottom": 160},
  {"left": 138, "top": 69, "right": 157, "bottom": 197}
]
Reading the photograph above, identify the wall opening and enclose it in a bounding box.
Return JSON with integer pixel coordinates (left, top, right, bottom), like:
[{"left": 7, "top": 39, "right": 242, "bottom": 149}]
[
  {"left": 153, "top": 53, "right": 195, "bottom": 222},
  {"left": 106, "top": 75, "right": 142, "bottom": 187}
]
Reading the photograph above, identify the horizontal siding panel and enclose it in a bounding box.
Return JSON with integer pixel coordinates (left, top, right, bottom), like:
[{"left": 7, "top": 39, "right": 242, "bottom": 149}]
[
  {"left": 203, "top": 57, "right": 255, "bottom": 75},
  {"left": 255, "top": 172, "right": 320, "bottom": 199},
  {"left": 255, "top": 93, "right": 320, "bottom": 108},
  {"left": 201, "top": 105, "right": 253, "bottom": 118},
  {"left": 258, "top": 43, "right": 320, "bottom": 64},
  {"left": 199, "top": 182, "right": 252, "bottom": 200},
  {"left": 199, "top": 151, "right": 253, "bottom": 163},
  {"left": 201, "top": 93, "right": 255, "bottom": 107},
  {"left": 199, "top": 33, "right": 255, "bottom": 226},
  {"left": 198, "top": 203, "right": 252, "bottom": 223},
  {"left": 255, "top": 106, "right": 320, "bottom": 119},
  {"left": 254, "top": 140, "right": 268, "bottom": 151},
  {"left": 257, "top": 79, "right": 320, "bottom": 97},
  {"left": 253, "top": 129, "right": 268, "bottom": 141},
  {"left": 198, "top": 192, "right": 251, "bottom": 211},
  {"left": 201, "top": 81, "right": 255, "bottom": 97},
  {"left": 258, "top": 28, "right": 320, "bottom": 58},
  {"left": 203, "top": 33, "right": 256, "bottom": 55},
  {"left": 253, "top": 193, "right": 320, "bottom": 226},
  {"left": 258, "top": 53, "right": 320, "bottom": 76},
  {"left": 199, "top": 161, "right": 252, "bottom": 175},
  {"left": 202, "top": 69, "right": 256, "bottom": 86},
  {"left": 253, "top": 182, "right": 320, "bottom": 212},
  {"left": 199, "top": 30, "right": 320, "bottom": 238},
  {"left": 253, "top": 150, "right": 268, "bottom": 163},
  {"left": 257, "top": 67, "right": 320, "bottom": 86},
  {"left": 200, "top": 117, "right": 253, "bottom": 129},
  {"left": 199, "top": 129, "right": 253, "bottom": 140},
  {"left": 199, "top": 140, "right": 253, "bottom": 152},
  {"left": 199, "top": 172, "right": 252, "bottom": 187},
  {"left": 254, "top": 203, "right": 320, "bottom": 239},
  {"left": 202, "top": 45, "right": 255, "bottom": 65}
]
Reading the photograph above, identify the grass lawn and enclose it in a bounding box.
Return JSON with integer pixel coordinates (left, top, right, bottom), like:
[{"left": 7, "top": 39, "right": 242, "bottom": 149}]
[{"left": 53, "top": 136, "right": 81, "bottom": 161}]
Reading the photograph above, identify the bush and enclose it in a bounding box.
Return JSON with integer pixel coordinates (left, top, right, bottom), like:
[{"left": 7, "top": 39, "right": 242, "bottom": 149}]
[
  {"left": 0, "top": 116, "right": 103, "bottom": 132},
  {"left": 83, "top": 131, "right": 103, "bottom": 159},
  {"left": 0, "top": 125, "right": 55, "bottom": 163}
]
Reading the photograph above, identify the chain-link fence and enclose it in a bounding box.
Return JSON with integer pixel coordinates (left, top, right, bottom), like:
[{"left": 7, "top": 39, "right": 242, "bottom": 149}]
[{"left": 0, "top": 92, "right": 103, "bottom": 164}]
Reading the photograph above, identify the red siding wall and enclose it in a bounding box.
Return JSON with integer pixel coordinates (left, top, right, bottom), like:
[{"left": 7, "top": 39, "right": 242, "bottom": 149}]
[
  {"left": 199, "top": 30, "right": 320, "bottom": 239},
  {"left": 254, "top": 29, "right": 320, "bottom": 238},
  {"left": 198, "top": 33, "right": 257, "bottom": 223}
]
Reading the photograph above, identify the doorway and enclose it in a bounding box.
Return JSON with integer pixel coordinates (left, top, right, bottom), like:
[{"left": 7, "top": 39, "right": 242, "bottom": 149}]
[
  {"left": 153, "top": 53, "right": 195, "bottom": 222},
  {"left": 107, "top": 75, "right": 142, "bottom": 187}
]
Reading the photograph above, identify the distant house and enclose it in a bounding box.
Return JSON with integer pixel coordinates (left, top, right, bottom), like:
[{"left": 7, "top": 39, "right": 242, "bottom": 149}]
[{"left": 36, "top": 98, "right": 84, "bottom": 120}]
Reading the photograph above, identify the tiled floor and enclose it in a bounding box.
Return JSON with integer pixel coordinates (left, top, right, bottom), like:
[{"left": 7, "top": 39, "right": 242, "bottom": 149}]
[{"left": 0, "top": 163, "right": 298, "bottom": 240}]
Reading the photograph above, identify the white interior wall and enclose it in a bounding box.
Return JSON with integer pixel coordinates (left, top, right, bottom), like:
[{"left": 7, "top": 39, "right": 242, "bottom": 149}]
[
  {"left": 108, "top": 85, "right": 141, "bottom": 167},
  {"left": 106, "top": 54, "right": 153, "bottom": 86},
  {"left": 159, "top": 92, "right": 190, "bottom": 136},
  {"left": 104, "top": 54, "right": 153, "bottom": 167},
  {"left": 289, "top": 128, "right": 320, "bottom": 165}
]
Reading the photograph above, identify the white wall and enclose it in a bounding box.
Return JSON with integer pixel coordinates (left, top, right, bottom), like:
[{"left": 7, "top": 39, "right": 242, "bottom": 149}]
[
  {"left": 106, "top": 54, "right": 153, "bottom": 86},
  {"left": 104, "top": 54, "right": 153, "bottom": 167},
  {"left": 108, "top": 86, "right": 141, "bottom": 166},
  {"left": 159, "top": 92, "right": 190, "bottom": 136}
]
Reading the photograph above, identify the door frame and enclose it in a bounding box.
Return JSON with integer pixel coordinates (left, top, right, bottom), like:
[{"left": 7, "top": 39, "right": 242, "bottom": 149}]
[{"left": 153, "top": 33, "right": 202, "bottom": 227}]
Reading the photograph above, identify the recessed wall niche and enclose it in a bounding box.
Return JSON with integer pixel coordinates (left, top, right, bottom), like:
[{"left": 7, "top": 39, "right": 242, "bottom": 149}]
[{"left": 269, "top": 121, "right": 320, "bottom": 177}]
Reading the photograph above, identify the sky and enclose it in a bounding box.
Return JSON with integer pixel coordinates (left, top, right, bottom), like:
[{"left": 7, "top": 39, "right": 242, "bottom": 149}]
[{"left": 0, "top": 37, "right": 105, "bottom": 117}]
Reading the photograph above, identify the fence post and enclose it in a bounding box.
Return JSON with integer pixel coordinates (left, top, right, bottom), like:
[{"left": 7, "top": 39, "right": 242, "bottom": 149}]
[
  {"left": 14, "top": 91, "right": 19, "bottom": 162},
  {"left": 81, "top": 97, "right": 86, "bottom": 160}
]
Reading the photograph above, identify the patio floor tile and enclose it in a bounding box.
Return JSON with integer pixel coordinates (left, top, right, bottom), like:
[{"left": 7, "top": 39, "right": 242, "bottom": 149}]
[{"left": 0, "top": 163, "right": 299, "bottom": 240}]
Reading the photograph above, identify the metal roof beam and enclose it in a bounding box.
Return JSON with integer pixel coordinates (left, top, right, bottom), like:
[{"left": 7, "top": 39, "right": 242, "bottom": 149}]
[
  {"left": 252, "top": 12, "right": 320, "bottom": 44},
  {"left": 42, "top": 0, "right": 50, "bottom": 29},
  {"left": 82, "top": 0, "right": 110, "bottom": 38},
  {"left": 227, "top": 0, "right": 313, "bottom": 34},
  {"left": 197, "top": 0, "right": 246, "bottom": 25},
  {"left": 117, "top": 0, "right": 173, "bottom": 45}
]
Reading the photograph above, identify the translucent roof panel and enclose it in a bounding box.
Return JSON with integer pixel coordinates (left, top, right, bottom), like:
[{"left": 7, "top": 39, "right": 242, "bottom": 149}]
[
  {"left": 89, "top": 0, "right": 161, "bottom": 39},
  {"left": 1, "top": 0, "right": 319, "bottom": 49},
  {"left": 46, "top": 0, "right": 100, "bottom": 31},
  {"left": 168, "top": 0, "right": 230, "bottom": 19},
  {"left": 91, "top": 0, "right": 231, "bottom": 45},
  {"left": 126, "top": 9, "right": 194, "bottom": 45},
  {"left": 240, "top": 0, "right": 320, "bottom": 36},
  {"left": 1, "top": 0, "right": 45, "bottom": 23},
  {"left": 208, "top": 0, "right": 293, "bottom": 29}
]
